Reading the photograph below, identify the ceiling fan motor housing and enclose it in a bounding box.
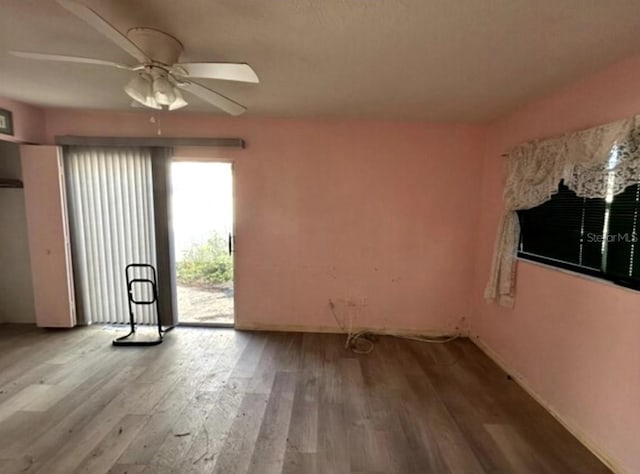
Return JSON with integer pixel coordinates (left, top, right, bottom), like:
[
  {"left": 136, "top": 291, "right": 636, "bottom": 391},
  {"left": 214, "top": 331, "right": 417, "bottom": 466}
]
[{"left": 127, "top": 27, "right": 183, "bottom": 66}]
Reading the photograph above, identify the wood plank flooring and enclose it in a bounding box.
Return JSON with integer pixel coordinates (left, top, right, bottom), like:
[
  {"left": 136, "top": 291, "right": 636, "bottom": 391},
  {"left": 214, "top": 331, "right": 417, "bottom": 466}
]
[{"left": 0, "top": 324, "right": 610, "bottom": 474}]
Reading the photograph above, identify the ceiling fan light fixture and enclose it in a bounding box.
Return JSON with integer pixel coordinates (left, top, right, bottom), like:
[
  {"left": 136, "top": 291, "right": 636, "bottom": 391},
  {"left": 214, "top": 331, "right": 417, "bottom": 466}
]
[
  {"left": 152, "top": 73, "right": 176, "bottom": 106},
  {"left": 168, "top": 88, "right": 188, "bottom": 110},
  {"left": 125, "top": 72, "right": 160, "bottom": 109}
]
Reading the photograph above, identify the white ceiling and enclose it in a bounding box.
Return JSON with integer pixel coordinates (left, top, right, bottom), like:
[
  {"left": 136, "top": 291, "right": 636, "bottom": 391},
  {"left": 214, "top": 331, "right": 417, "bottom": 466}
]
[{"left": 1, "top": 0, "right": 640, "bottom": 121}]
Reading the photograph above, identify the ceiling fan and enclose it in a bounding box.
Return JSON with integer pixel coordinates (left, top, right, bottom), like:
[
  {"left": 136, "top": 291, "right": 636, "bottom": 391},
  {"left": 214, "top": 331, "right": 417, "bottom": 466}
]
[{"left": 9, "top": 0, "right": 259, "bottom": 115}]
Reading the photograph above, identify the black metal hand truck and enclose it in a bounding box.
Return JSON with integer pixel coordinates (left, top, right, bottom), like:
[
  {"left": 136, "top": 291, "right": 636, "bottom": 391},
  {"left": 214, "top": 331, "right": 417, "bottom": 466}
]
[{"left": 112, "top": 263, "right": 172, "bottom": 346}]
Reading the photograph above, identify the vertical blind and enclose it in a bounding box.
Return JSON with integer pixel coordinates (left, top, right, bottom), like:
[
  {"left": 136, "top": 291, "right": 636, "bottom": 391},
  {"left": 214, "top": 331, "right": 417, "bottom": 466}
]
[{"left": 65, "top": 147, "right": 157, "bottom": 324}]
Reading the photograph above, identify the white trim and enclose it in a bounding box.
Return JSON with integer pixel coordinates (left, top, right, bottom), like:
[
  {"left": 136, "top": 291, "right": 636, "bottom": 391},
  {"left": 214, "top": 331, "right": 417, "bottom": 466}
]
[
  {"left": 234, "top": 321, "right": 456, "bottom": 337},
  {"left": 471, "top": 335, "right": 625, "bottom": 474}
]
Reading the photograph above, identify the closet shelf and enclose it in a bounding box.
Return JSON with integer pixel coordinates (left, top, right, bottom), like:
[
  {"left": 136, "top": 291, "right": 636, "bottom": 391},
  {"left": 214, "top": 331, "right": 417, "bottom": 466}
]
[{"left": 0, "top": 178, "right": 23, "bottom": 188}]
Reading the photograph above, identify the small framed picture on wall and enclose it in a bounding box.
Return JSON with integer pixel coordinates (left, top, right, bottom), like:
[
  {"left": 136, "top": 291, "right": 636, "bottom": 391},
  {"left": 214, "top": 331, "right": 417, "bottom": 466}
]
[{"left": 0, "top": 108, "right": 14, "bottom": 135}]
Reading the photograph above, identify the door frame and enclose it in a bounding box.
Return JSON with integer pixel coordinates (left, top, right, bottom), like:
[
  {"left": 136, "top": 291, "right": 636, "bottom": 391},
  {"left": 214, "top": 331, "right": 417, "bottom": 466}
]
[{"left": 169, "top": 154, "right": 237, "bottom": 328}]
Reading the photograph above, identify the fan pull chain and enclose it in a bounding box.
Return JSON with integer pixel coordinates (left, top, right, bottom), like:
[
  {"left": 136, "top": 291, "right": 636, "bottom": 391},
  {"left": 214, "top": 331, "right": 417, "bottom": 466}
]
[{"left": 149, "top": 115, "right": 162, "bottom": 136}]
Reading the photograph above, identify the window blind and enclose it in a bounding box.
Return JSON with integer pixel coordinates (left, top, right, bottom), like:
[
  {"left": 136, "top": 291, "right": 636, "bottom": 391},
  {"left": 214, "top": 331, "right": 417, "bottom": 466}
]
[
  {"left": 607, "top": 183, "right": 640, "bottom": 279},
  {"left": 518, "top": 183, "right": 604, "bottom": 271},
  {"left": 518, "top": 181, "right": 640, "bottom": 289},
  {"left": 65, "top": 147, "right": 157, "bottom": 324}
]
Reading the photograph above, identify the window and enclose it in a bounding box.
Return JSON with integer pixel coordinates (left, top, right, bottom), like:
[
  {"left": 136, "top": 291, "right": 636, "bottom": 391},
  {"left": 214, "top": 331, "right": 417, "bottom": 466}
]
[{"left": 518, "top": 182, "right": 640, "bottom": 289}]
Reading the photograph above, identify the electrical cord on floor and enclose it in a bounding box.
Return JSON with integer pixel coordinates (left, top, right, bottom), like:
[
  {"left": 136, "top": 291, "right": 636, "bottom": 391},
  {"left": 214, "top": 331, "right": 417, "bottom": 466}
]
[
  {"left": 329, "top": 299, "right": 460, "bottom": 355},
  {"left": 347, "top": 331, "right": 376, "bottom": 354},
  {"left": 328, "top": 299, "right": 374, "bottom": 353},
  {"left": 394, "top": 334, "right": 459, "bottom": 344}
]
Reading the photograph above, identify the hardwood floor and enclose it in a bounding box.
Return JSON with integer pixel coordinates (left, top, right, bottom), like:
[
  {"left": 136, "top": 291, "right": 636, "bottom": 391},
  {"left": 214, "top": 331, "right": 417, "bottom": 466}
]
[{"left": 0, "top": 324, "right": 610, "bottom": 474}]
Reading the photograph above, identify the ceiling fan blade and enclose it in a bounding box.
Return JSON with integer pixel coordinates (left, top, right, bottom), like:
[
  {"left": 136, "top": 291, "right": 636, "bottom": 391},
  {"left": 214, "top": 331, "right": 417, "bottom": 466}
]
[
  {"left": 57, "top": 0, "right": 149, "bottom": 63},
  {"left": 173, "top": 62, "right": 259, "bottom": 83},
  {"left": 10, "top": 51, "right": 132, "bottom": 70},
  {"left": 178, "top": 81, "right": 246, "bottom": 116}
]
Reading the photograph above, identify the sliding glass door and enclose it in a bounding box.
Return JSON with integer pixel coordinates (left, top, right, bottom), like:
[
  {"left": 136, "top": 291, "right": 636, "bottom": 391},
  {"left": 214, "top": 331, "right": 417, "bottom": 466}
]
[{"left": 170, "top": 161, "right": 234, "bottom": 325}]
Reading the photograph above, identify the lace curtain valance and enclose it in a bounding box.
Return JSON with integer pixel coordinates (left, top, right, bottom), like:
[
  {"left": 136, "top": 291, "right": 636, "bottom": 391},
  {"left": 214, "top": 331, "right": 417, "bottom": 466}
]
[{"left": 485, "top": 114, "right": 640, "bottom": 307}]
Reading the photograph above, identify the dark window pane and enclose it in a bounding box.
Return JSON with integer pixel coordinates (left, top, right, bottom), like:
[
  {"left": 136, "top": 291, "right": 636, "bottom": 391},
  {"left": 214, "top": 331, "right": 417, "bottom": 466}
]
[
  {"left": 607, "top": 184, "right": 640, "bottom": 278},
  {"left": 581, "top": 196, "right": 606, "bottom": 270},
  {"left": 518, "top": 183, "right": 589, "bottom": 266},
  {"left": 516, "top": 177, "right": 640, "bottom": 289}
]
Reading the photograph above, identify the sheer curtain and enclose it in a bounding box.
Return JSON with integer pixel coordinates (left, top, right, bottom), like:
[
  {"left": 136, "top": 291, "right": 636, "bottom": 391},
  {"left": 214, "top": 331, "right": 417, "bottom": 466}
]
[
  {"left": 65, "top": 146, "right": 157, "bottom": 324},
  {"left": 486, "top": 114, "right": 640, "bottom": 307}
]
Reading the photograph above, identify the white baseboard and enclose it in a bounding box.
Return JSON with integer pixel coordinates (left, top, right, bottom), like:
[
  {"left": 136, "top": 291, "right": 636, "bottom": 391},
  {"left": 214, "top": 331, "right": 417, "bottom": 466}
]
[
  {"left": 471, "top": 336, "right": 624, "bottom": 474},
  {"left": 234, "top": 321, "right": 456, "bottom": 338}
]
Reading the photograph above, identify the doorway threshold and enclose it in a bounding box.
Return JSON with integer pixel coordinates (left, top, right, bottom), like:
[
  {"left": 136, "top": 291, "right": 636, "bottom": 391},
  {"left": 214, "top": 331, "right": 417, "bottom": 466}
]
[{"left": 177, "top": 321, "right": 235, "bottom": 329}]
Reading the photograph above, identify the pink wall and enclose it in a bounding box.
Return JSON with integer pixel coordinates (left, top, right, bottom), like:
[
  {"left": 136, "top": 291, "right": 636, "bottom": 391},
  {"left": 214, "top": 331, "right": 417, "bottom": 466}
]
[
  {"left": 0, "top": 97, "right": 45, "bottom": 144},
  {"left": 45, "top": 109, "right": 485, "bottom": 333},
  {"left": 473, "top": 53, "right": 640, "bottom": 473}
]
